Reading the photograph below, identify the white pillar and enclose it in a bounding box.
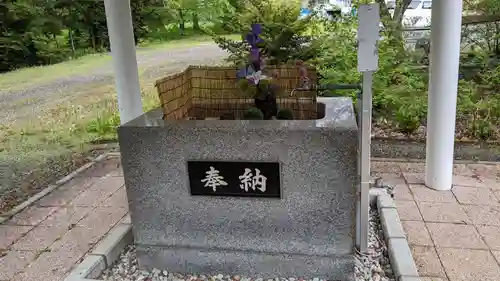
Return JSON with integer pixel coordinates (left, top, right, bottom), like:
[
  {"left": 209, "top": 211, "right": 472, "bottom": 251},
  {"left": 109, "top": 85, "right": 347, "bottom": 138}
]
[
  {"left": 425, "top": 0, "right": 463, "bottom": 191},
  {"left": 104, "top": 0, "right": 143, "bottom": 125}
]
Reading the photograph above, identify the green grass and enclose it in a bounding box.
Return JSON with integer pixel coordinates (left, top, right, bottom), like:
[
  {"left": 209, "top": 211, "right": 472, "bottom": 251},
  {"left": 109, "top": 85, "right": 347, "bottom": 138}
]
[
  {"left": 0, "top": 31, "right": 234, "bottom": 213},
  {"left": 139, "top": 33, "right": 241, "bottom": 49},
  {"left": 0, "top": 54, "right": 111, "bottom": 92}
]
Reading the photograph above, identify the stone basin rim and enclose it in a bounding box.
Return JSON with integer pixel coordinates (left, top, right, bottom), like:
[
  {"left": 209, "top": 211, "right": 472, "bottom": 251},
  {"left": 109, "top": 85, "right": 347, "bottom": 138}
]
[{"left": 120, "top": 97, "right": 357, "bottom": 130}]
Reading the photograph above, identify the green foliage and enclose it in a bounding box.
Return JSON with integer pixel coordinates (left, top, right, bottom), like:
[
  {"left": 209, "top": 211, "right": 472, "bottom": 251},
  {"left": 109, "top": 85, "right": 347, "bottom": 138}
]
[
  {"left": 243, "top": 107, "right": 264, "bottom": 120},
  {"left": 316, "top": 12, "right": 499, "bottom": 140},
  {"left": 212, "top": 0, "right": 324, "bottom": 66},
  {"left": 0, "top": 0, "right": 170, "bottom": 72},
  {"left": 277, "top": 108, "right": 293, "bottom": 120},
  {"left": 85, "top": 111, "right": 121, "bottom": 140}
]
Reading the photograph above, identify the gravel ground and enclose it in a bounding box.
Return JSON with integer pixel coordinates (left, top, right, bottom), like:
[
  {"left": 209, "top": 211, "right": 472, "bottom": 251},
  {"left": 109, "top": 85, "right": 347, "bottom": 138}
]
[
  {"left": 100, "top": 208, "right": 394, "bottom": 281},
  {"left": 0, "top": 43, "right": 227, "bottom": 123}
]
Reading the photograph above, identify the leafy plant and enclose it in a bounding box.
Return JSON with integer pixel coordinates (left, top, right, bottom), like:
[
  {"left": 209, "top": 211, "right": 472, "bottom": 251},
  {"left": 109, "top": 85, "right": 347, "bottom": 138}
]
[
  {"left": 212, "top": 0, "right": 323, "bottom": 65},
  {"left": 277, "top": 108, "right": 293, "bottom": 120},
  {"left": 243, "top": 107, "right": 264, "bottom": 120}
]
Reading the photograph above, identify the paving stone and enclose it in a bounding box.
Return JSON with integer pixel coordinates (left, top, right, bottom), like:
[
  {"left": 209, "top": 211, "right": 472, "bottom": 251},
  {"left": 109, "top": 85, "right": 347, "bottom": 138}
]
[
  {"left": 468, "top": 164, "right": 498, "bottom": 179},
  {"left": 371, "top": 162, "right": 402, "bottom": 173},
  {"left": 0, "top": 250, "right": 38, "bottom": 280},
  {"left": 411, "top": 246, "right": 447, "bottom": 278},
  {"left": 437, "top": 248, "right": 500, "bottom": 281},
  {"left": 420, "top": 278, "right": 447, "bottom": 281},
  {"left": 485, "top": 178, "right": 500, "bottom": 190},
  {"left": 401, "top": 221, "right": 433, "bottom": 246},
  {"left": 0, "top": 225, "right": 33, "bottom": 249},
  {"left": 120, "top": 213, "right": 131, "bottom": 224},
  {"left": 452, "top": 185, "right": 498, "bottom": 205},
  {"left": 452, "top": 175, "right": 486, "bottom": 188},
  {"left": 39, "top": 206, "right": 92, "bottom": 227},
  {"left": 51, "top": 207, "right": 127, "bottom": 255},
  {"left": 107, "top": 169, "right": 124, "bottom": 177},
  {"left": 493, "top": 189, "right": 500, "bottom": 201},
  {"left": 36, "top": 177, "right": 94, "bottom": 207},
  {"left": 476, "top": 226, "right": 500, "bottom": 250},
  {"left": 491, "top": 251, "right": 500, "bottom": 265},
  {"left": 426, "top": 223, "right": 487, "bottom": 249},
  {"left": 76, "top": 207, "right": 127, "bottom": 229},
  {"left": 393, "top": 183, "right": 414, "bottom": 201},
  {"left": 378, "top": 173, "right": 406, "bottom": 185},
  {"left": 403, "top": 173, "right": 425, "bottom": 184},
  {"left": 453, "top": 164, "right": 473, "bottom": 175},
  {"left": 68, "top": 176, "right": 124, "bottom": 207},
  {"left": 78, "top": 158, "right": 122, "bottom": 178},
  {"left": 99, "top": 187, "right": 129, "bottom": 208},
  {"left": 399, "top": 162, "right": 425, "bottom": 173},
  {"left": 49, "top": 225, "right": 108, "bottom": 256},
  {"left": 11, "top": 224, "right": 69, "bottom": 251},
  {"left": 410, "top": 185, "right": 457, "bottom": 203},
  {"left": 417, "top": 202, "right": 471, "bottom": 224},
  {"left": 463, "top": 205, "right": 500, "bottom": 226},
  {"left": 12, "top": 249, "right": 84, "bottom": 281},
  {"left": 395, "top": 200, "right": 423, "bottom": 221},
  {"left": 7, "top": 206, "right": 58, "bottom": 226}
]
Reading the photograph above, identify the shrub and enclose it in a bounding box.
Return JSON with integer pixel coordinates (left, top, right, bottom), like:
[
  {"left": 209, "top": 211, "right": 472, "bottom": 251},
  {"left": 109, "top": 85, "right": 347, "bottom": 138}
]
[
  {"left": 277, "top": 108, "right": 293, "bottom": 120},
  {"left": 215, "top": 5, "right": 500, "bottom": 140},
  {"left": 211, "top": 0, "right": 324, "bottom": 66},
  {"left": 243, "top": 107, "right": 264, "bottom": 120}
]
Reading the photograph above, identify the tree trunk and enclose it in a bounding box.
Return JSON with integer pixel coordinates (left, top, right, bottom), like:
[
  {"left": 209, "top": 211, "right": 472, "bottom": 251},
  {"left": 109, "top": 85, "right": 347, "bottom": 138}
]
[
  {"left": 89, "top": 27, "right": 97, "bottom": 50},
  {"left": 69, "top": 28, "right": 76, "bottom": 57},
  {"left": 178, "top": 9, "right": 185, "bottom": 35},
  {"left": 53, "top": 34, "right": 59, "bottom": 48},
  {"left": 375, "top": 0, "right": 412, "bottom": 39},
  {"left": 193, "top": 12, "right": 200, "bottom": 31}
]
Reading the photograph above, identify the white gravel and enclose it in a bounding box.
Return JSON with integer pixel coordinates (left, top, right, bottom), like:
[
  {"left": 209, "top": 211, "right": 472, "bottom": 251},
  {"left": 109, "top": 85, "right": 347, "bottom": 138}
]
[
  {"left": 100, "top": 208, "right": 394, "bottom": 281},
  {"left": 354, "top": 208, "right": 395, "bottom": 281}
]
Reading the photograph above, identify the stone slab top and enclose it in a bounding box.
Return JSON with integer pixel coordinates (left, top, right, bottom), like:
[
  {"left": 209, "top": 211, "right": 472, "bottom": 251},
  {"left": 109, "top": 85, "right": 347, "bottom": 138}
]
[{"left": 121, "top": 97, "right": 357, "bottom": 131}]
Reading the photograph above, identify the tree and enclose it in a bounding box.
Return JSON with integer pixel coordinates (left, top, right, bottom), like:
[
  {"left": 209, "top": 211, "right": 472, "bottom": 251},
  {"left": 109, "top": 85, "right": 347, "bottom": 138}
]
[
  {"left": 0, "top": 0, "right": 52, "bottom": 70},
  {"left": 375, "top": 0, "right": 412, "bottom": 39},
  {"left": 213, "top": 0, "right": 323, "bottom": 66},
  {"left": 352, "top": 0, "right": 412, "bottom": 39},
  {"left": 462, "top": 0, "right": 500, "bottom": 57}
]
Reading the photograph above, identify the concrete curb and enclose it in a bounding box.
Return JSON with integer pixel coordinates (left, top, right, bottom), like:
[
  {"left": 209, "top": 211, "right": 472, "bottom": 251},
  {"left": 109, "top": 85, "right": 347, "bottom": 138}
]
[
  {"left": 0, "top": 153, "right": 110, "bottom": 223},
  {"left": 371, "top": 156, "right": 500, "bottom": 165},
  {"left": 377, "top": 193, "right": 420, "bottom": 281},
  {"left": 64, "top": 224, "right": 133, "bottom": 281}
]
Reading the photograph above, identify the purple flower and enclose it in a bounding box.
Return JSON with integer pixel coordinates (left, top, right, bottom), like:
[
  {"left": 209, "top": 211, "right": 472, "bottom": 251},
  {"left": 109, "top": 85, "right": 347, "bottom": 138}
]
[
  {"left": 237, "top": 67, "right": 247, "bottom": 79},
  {"left": 251, "top": 23, "right": 262, "bottom": 35},
  {"left": 245, "top": 33, "right": 256, "bottom": 46},
  {"left": 250, "top": 48, "right": 260, "bottom": 61}
]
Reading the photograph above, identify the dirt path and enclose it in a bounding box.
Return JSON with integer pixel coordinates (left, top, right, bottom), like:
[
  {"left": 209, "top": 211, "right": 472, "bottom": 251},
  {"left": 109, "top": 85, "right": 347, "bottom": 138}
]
[{"left": 0, "top": 43, "right": 227, "bottom": 123}]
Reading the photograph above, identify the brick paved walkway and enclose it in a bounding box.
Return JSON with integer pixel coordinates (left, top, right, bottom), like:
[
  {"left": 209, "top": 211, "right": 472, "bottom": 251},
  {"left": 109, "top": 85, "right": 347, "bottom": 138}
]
[
  {"left": 374, "top": 161, "right": 500, "bottom": 281},
  {"left": 0, "top": 155, "right": 498, "bottom": 281},
  {"left": 0, "top": 156, "right": 130, "bottom": 281}
]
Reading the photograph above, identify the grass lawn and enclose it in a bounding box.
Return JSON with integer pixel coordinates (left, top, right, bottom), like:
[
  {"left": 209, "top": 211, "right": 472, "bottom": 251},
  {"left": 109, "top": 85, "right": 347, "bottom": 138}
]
[
  {"left": 0, "top": 54, "right": 111, "bottom": 93},
  {"left": 0, "top": 33, "right": 232, "bottom": 213}
]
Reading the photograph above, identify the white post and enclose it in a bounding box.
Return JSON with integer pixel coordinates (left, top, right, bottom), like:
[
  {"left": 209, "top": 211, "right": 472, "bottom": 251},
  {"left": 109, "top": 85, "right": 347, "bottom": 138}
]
[
  {"left": 357, "top": 4, "right": 379, "bottom": 253},
  {"left": 104, "top": 0, "right": 143, "bottom": 125},
  {"left": 425, "top": 0, "right": 463, "bottom": 191}
]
